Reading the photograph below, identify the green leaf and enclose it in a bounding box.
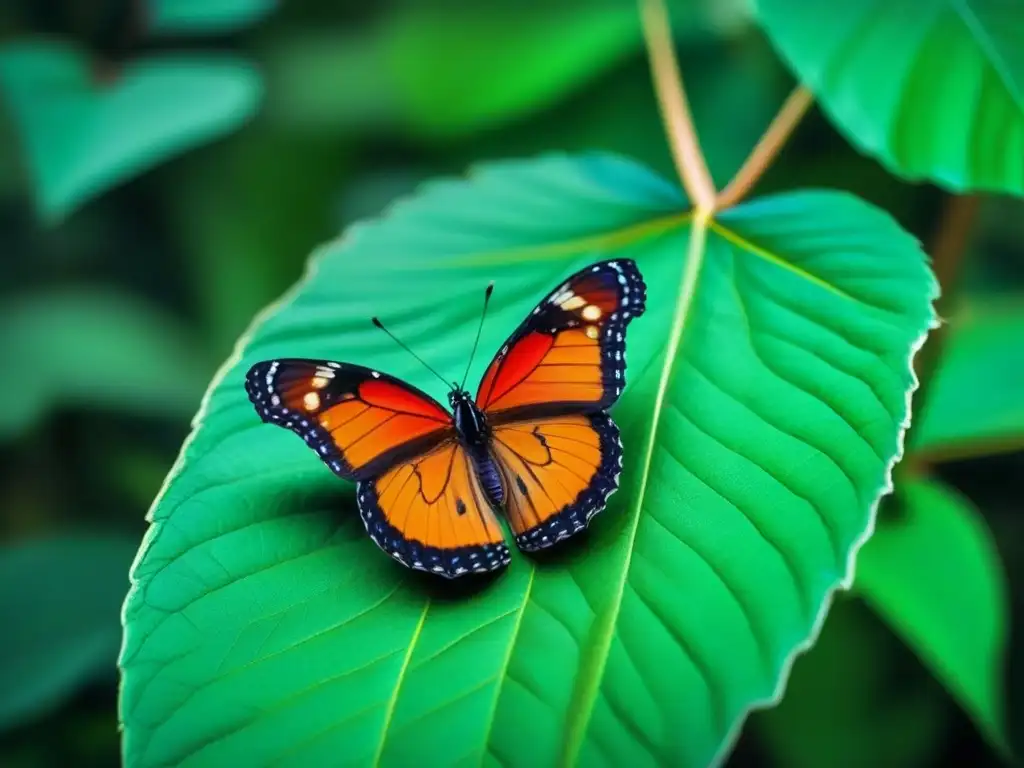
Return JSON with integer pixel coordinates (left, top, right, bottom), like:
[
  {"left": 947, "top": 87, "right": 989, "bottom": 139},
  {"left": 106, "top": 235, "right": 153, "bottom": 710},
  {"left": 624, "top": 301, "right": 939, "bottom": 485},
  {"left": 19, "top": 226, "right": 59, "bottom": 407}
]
[
  {"left": 0, "top": 42, "right": 262, "bottom": 221},
  {"left": 753, "top": 596, "right": 946, "bottom": 768},
  {"left": 752, "top": 0, "right": 1024, "bottom": 196},
  {"left": 147, "top": 0, "right": 276, "bottom": 34},
  {"left": 856, "top": 478, "right": 1010, "bottom": 755},
  {"left": 119, "top": 154, "right": 936, "bottom": 767},
  {"left": 910, "top": 300, "right": 1024, "bottom": 460},
  {"left": 0, "top": 534, "right": 139, "bottom": 732},
  {"left": 265, "top": 0, "right": 751, "bottom": 138},
  {"left": 170, "top": 128, "right": 351, "bottom": 355},
  {"left": 0, "top": 288, "right": 210, "bottom": 440}
]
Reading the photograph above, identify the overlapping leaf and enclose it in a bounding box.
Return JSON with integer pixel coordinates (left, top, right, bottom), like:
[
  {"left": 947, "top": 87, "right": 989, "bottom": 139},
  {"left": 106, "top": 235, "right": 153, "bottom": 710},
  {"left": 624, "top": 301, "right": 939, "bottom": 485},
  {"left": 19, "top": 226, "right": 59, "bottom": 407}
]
[
  {"left": 119, "top": 154, "right": 936, "bottom": 766},
  {"left": 0, "top": 42, "right": 262, "bottom": 221},
  {"left": 911, "top": 300, "right": 1024, "bottom": 460},
  {"left": 1, "top": 535, "right": 139, "bottom": 731},
  {"left": 857, "top": 478, "right": 1010, "bottom": 754},
  {"left": 754, "top": 0, "right": 1024, "bottom": 196},
  {"left": 0, "top": 288, "right": 209, "bottom": 440}
]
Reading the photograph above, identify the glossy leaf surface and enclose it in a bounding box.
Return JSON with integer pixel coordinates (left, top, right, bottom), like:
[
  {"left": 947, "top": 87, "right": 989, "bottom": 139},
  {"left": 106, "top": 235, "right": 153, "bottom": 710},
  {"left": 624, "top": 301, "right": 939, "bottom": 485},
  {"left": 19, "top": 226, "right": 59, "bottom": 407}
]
[
  {"left": 754, "top": 0, "right": 1024, "bottom": 195},
  {"left": 119, "top": 154, "right": 936, "bottom": 766}
]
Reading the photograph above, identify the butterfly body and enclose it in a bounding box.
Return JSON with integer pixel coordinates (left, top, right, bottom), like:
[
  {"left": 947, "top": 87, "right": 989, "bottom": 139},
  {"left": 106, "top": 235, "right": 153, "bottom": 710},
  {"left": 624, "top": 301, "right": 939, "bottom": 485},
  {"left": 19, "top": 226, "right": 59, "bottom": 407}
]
[
  {"left": 449, "top": 389, "right": 505, "bottom": 508},
  {"left": 246, "top": 258, "right": 646, "bottom": 579}
]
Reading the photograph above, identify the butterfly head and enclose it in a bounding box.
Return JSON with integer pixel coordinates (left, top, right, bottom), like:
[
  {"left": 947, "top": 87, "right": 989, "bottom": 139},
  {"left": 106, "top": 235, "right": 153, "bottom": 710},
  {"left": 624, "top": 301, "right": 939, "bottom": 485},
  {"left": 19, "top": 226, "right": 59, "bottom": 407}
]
[{"left": 447, "top": 387, "right": 473, "bottom": 409}]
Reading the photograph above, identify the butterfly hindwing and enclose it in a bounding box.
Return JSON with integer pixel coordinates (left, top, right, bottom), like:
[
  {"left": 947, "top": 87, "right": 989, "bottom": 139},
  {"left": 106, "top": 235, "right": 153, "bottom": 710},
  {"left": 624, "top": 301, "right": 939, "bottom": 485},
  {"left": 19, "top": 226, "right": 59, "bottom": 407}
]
[
  {"left": 245, "top": 358, "right": 454, "bottom": 480},
  {"left": 357, "top": 440, "right": 510, "bottom": 577},
  {"left": 475, "top": 259, "right": 646, "bottom": 421},
  {"left": 490, "top": 412, "right": 621, "bottom": 552}
]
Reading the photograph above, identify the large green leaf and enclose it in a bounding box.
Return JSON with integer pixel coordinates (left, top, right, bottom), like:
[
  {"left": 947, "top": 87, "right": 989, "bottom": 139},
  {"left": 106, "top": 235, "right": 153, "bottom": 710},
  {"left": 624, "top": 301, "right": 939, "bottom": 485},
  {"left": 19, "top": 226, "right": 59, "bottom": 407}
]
[
  {"left": 0, "top": 534, "right": 139, "bottom": 731},
  {"left": 119, "top": 154, "right": 936, "bottom": 766},
  {"left": 856, "top": 478, "right": 1010, "bottom": 754},
  {"left": 753, "top": 0, "right": 1024, "bottom": 196},
  {"left": 0, "top": 288, "right": 210, "bottom": 441},
  {"left": 0, "top": 42, "right": 262, "bottom": 221},
  {"left": 910, "top": 300, "right": 1024, "bottom": 460}
]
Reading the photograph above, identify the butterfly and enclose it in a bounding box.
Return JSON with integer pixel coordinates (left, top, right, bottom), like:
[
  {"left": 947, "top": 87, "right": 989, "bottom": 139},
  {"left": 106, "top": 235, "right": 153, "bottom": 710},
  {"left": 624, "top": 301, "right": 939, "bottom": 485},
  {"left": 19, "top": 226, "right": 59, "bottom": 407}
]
[{"left": 244, "top": 258, "right": 646, "bottom": 579}]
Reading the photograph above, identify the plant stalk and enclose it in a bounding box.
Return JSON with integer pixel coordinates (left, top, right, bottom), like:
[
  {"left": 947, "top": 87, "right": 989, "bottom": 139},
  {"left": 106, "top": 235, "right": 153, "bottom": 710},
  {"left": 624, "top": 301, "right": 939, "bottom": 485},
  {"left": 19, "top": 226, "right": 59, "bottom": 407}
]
[
  {"left": 640, "top": 0, "right": 716, "bottom": 212},
  {"left": 716, "top": 85, "right": 814, "bottom": 210}
]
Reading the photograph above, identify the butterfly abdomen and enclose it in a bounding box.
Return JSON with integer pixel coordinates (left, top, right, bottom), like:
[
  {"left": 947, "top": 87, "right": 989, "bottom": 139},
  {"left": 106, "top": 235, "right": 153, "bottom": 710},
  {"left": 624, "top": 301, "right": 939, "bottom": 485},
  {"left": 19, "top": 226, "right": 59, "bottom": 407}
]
[{"left": 471, "top": 451, "right": 505, "bottom": 509}]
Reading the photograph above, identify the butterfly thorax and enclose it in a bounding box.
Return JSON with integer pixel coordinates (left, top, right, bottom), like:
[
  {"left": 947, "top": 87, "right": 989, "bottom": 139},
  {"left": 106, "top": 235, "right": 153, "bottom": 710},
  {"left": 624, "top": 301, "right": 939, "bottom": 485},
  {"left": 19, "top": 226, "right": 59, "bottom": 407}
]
[{"left": 449, "top": 389, "right": 505, "bottom": 509}]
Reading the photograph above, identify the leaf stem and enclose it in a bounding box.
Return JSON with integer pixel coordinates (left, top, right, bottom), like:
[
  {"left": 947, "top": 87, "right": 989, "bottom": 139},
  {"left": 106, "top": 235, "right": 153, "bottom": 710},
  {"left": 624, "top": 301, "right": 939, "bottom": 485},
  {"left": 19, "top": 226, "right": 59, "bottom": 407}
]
[
  {"left": 716, "top": 85, "right": 814, "bottom": 210},
  {"left": 640, "top": 0, "right": 716, "bottom": 212}
]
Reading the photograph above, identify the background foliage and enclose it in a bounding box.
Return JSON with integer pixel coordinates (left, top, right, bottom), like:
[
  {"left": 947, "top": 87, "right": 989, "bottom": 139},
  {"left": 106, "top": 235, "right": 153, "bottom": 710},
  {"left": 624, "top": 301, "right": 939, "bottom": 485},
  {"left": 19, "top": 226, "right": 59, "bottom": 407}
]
[{"left": 0, "top": 0, "right": 1019, "bottom": 766}]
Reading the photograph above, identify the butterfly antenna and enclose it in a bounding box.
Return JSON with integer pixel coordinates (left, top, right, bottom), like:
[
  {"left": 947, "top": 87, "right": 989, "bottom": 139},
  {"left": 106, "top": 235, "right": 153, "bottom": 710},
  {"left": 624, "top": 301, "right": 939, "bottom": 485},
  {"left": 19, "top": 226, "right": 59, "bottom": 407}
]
[
  {"left": 371, "top": 317, "right": 453, "bottom": 390},
  {"left": 460, "top": 282, "right": 494, "bottom": 391}
]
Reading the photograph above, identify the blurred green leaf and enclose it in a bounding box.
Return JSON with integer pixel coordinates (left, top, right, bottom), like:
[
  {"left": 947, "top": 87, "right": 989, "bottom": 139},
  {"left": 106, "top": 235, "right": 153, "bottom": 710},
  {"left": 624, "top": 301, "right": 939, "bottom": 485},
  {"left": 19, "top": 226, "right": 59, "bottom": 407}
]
[
  {"left": 910, "top": 300, "right": 1024, "bottom": 460},
  {"left": 0, "top": 41, "right": 262, "bottom": 221},
  {"left": 171, "top": 128, "right": 350, "bottom": 355},
  {"left": 147, "top": 0, "right": 276, "bottom": 34},
  {"left": 856, "top": 478, "right": 1010, "bottom": 755},
  {"left": 752, "top": 597, "right": 946, "bottom": 768},
  {"left": 119, "top": 153, "right": 935, "bottom": 766},
  {"left": 266, "top": 0, "right": 752, "bottom": 138},
  {"left": 268, "top": 5, "right": 638, "bottom": 137},
  {"left": 0, "top": 533, "right": 139, "bottom": 732},
  {"left": 0, "top": 288, "right": 210, "bottom": 440},
  {"left": 753, "top": 0, "right": 1024, "bottom": 196},
  {"left": 444, "top": 31, "right": 789, "bottom": 189}
]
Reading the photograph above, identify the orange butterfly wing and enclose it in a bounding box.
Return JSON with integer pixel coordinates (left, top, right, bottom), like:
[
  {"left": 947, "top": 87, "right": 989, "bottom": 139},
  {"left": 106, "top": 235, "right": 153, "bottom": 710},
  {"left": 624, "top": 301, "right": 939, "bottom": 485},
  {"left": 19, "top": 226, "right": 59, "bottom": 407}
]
[
  {"left": 246, "top": 358, "right": 509, "bottom": 577},
  {"left": 491, "top": 413, "right": 621, "bottom": 551},
  {"left": 477, "top": 259, "right": 645, "bottom": 550},
  {"left": 475, "top": 259, "right": 644, "bottom": 422},
  {"left": 357, "top": 440, "right": 510, "bottom": 576},
  {"left": 246, "top": 359, "right": 454, "bottom": 480}
]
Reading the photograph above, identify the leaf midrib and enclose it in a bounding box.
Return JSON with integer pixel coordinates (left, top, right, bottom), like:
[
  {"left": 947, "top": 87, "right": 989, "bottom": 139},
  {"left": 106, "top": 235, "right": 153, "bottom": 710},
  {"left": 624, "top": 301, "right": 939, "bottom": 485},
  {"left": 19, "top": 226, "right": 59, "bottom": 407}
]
[
  {"left": 372, "top": 599, "right": 429, "bottom": 766},
  {"left": 558, "top": 211, "right": 711, "bottom": 766}
]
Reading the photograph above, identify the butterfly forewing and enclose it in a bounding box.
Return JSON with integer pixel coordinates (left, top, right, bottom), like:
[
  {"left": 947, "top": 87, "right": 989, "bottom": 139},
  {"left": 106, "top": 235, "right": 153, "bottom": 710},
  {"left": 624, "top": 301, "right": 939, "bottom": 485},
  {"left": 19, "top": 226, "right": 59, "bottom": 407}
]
[
  {"left": 245, "top": 359, "right": 454, "bottom": 480},
  {"left": 475, "top": 259, "right": 645, "bottom": 421},
  {"left": 477, "top": 259, "right": 645, "bottom": 551}
]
